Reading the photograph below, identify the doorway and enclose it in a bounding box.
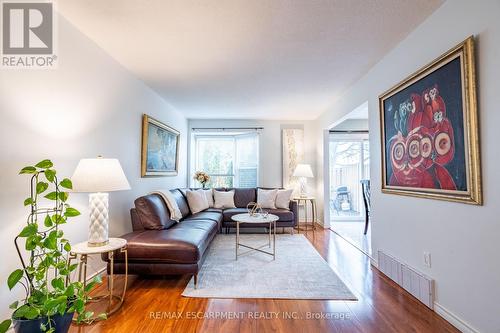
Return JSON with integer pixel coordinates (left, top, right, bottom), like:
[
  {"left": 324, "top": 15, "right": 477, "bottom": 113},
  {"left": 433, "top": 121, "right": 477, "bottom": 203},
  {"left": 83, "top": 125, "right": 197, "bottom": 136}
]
[
  {"left": 327, "top": 104, "right": 371, "bottom": 255},
  {"left": 329, "top": 138, "right": 369, "bottom": 220}
]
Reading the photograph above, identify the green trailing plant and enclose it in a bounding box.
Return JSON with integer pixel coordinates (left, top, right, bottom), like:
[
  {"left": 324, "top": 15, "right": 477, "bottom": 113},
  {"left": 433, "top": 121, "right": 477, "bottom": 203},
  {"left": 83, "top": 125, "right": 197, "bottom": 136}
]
[{"left": 0, "top": 159, "right": 106, "bottom": 333}]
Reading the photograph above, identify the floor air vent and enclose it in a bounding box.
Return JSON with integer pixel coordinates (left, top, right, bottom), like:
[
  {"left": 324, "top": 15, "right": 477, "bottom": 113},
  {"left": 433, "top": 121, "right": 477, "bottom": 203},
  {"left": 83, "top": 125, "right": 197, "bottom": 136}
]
[{"left": 378, "top": 251, "right": 434, "bottom": 309}]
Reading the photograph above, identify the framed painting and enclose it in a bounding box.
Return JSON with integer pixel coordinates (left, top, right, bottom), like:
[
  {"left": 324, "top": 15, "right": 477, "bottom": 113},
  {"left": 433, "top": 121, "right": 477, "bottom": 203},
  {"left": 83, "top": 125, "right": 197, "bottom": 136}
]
[
  {"left": 379, "top": 36, "right": 481, "bottom": 205},
  {"left": 141, "top": 114, "right": 180, "bottom": 177},
  {"left": 282, "top": 128, "right": 304, "bottom": 196}
]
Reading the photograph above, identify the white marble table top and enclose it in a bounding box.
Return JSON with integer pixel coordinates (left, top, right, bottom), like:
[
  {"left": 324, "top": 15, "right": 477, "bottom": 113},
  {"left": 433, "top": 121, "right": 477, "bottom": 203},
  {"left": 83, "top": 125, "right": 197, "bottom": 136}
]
[
  {"left": 293, "top": 196, "right": 316, "bottom": 201},
  {"left": 71, "top": 238, "right": 127, "bottom": 255},
  {"left": 231, "top": 213, "right": 279, "bottom": 224}
]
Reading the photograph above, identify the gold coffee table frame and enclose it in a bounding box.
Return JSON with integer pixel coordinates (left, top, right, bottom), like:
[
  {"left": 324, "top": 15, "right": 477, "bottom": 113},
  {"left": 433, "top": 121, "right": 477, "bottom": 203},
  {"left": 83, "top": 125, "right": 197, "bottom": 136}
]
[
  {"left": 232, "top": 213, "right": 279, "bottom": 260},
  {"left": 68, "top": 238, "right": 128, "bottom": 322}
]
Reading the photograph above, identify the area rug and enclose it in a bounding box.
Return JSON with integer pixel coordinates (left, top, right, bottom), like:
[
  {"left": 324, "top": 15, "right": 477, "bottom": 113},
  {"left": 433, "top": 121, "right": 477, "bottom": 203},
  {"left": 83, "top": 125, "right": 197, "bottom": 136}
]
[{"left": 182, "top": 234, "right": 356, "bottom": 300}]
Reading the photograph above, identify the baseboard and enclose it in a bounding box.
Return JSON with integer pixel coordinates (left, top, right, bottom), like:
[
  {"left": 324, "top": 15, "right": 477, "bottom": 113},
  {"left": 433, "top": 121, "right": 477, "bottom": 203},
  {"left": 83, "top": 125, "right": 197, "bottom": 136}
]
[
  {"left": 433, "top": 302, "right": 479, "bottom": 333},
  {"left": 369, "top": 257, "right": 378, "bottom": 268},
  {"left": 370, "top": 258, "right": 480, "bottom": 333},
  {"left": 373, "top": 268, "right": 478, "bottom": 332},
  {"left": 368, "top": 254, "right": 476, "bottom": 332}
]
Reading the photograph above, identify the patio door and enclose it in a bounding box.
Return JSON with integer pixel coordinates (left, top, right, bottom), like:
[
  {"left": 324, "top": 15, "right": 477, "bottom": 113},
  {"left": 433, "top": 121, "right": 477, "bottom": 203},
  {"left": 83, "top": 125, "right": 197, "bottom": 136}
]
[{"left": 329, "top": 134, "right": 370, "bottom": 221}]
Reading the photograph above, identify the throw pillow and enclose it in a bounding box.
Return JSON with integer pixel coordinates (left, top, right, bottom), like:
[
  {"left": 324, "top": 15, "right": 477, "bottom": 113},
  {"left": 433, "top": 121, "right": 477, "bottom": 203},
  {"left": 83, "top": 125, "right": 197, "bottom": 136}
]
[
  {"left": 275, "top": 189, "right": 294, "bottom": 209},
  {"left": 213, "top": 190, "right": 236, "bottom": 209},
  {"left": 203, "top": 189, "right": 214, "bottom": 208},
  {"left": 257, "top": 188, "right": 278, "bottom": 209},
  {"left": 186, "top": 189, "right": 209, "bottom": 214}
]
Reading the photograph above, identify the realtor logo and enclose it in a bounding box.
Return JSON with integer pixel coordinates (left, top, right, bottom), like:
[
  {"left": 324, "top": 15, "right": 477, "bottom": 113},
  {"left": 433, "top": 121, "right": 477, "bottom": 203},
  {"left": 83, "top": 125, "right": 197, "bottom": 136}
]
[{"left": 1, "top": 1, "right": 57, "bottom": 68}]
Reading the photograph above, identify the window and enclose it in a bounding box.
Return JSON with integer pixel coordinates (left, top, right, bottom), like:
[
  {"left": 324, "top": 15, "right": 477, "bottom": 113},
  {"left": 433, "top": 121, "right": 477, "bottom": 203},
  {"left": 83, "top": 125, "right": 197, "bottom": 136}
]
[{"left": 193, "top": 132, "right": 259, "bottom": 188}]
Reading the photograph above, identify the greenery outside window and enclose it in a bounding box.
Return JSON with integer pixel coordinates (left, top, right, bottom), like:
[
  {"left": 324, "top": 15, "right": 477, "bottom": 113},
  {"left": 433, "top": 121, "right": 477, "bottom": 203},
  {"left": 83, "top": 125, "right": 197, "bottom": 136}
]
[{"left": 193, "top": 132, "right": 259, "bottom": 188}]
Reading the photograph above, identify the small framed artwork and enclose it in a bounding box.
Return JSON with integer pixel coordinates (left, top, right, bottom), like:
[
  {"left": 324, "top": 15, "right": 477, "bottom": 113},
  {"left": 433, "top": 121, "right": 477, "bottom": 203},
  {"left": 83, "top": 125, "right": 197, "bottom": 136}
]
[
  {"left": 141, "top": 114, "right": 180, "bottom": 177},
  {"left": 379, "top": 36, "right": 481, "bottom": 205}
]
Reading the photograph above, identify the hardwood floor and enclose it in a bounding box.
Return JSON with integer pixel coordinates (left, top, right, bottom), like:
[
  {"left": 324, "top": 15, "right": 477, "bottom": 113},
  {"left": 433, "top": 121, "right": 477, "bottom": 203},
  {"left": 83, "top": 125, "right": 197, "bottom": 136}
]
[{"left": 69, "top": 229, "right": 458, "bottom": 333}]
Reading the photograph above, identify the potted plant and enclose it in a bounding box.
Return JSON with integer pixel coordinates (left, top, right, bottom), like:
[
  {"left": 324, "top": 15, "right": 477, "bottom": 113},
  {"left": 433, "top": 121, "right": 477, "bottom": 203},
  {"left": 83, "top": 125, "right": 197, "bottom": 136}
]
[
  {"left": 0, "top": 160, "right": 105, "bottom": 333},
  {"left": 193, "top": 171, "right": 210, "bottom": 189}
]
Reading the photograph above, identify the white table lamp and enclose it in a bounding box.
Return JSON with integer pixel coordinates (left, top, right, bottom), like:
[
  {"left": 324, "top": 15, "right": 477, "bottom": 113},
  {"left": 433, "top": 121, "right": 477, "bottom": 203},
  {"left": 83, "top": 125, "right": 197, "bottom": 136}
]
[
  {"left": 71, "top": 157, "right": 130, "bottom": 247},
  {"left": 293, "top": 163, "right": 314, "bottom": 197}
]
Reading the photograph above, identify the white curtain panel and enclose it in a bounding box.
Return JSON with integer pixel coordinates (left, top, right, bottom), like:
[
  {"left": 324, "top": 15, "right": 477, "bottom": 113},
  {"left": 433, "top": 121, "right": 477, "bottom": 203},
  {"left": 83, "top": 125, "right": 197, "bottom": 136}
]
[{"left": 282, "top": 128, "right": 304, "bottom": 196}]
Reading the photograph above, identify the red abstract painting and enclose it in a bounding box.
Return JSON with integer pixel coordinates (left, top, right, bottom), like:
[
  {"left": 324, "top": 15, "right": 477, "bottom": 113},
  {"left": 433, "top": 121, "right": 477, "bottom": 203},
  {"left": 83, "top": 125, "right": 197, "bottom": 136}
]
[{"left": 379, "top": 37, "right": 481, "bottom": 204}]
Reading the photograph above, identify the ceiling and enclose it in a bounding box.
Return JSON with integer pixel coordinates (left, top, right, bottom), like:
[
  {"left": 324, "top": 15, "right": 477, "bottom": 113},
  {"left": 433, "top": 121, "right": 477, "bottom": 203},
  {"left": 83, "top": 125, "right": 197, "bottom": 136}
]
[{"left": 58, "top": 0, "right": 443, "bottom": 120}]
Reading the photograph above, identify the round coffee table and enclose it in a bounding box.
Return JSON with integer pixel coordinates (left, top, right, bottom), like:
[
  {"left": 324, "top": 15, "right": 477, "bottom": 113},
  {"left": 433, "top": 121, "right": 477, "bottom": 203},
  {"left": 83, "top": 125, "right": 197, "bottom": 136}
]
[{"left": 231, "top": 213, "right": 279, "bottom": 260}]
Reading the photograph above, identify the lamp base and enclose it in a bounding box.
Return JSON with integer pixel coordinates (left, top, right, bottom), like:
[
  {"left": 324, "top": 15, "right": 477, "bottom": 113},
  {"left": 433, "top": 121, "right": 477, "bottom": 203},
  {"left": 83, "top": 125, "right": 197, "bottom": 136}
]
[
  {"left": 87, "top": 240, "right": 109, "bottom": 247},
  {"left": 88, "top": 192, "right": 109, "bottom": 247},
  {"left": 299, "top": 177, "right": 308, "bottom": 197}
]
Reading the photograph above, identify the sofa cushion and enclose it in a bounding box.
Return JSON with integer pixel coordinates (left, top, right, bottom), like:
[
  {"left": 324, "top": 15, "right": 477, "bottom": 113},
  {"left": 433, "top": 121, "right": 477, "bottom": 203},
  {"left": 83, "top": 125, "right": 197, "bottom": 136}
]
[
  {"left": 180, "top": 218, "right": 218, "bottom": 230},
  {"left": 265, "top": 208, "right": 294, "bottom": 221},
  {"left": 222, "top": 207, "right": 248, "bottom": 222},
  {"left": 177, "top": 188, "right": 189, "bottom": 197},
  {"left": 184, "top": 211, "right": 223, "bottom": 225},
  {"left": 134, "top": 194, "right": 176, "bottom": 230},
  {"left": 205, "top": 207, "right": 223, "bottom": 213},
  {"left": 121, "top": 220, "right": 217, "bottom": 264},
  {"left": 183, "top": 211, "right": 222, "bottom": 230},
  {"left": 171, "top": 189, "right": 191, "bottom": 218},
  {"left": 233, "top": 188, "right": 256, "bottom": 208}
]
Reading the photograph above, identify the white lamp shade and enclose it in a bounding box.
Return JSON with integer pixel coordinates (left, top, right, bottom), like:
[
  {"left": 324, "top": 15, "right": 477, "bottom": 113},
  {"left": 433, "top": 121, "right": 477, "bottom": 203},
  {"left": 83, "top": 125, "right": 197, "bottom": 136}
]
[
  {"left": 71, "top": 158, "right": 130, "bottom": 193},
  {"left": 293, "top": 164, "right": 314, "bottom": 178}
]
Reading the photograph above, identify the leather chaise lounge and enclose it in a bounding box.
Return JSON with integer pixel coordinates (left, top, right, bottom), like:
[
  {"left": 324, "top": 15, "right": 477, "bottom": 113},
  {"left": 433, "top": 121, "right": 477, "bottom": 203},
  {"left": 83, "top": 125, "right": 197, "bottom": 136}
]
[{"left": 103, "top": 188, "right": 298, "bottom": 288}]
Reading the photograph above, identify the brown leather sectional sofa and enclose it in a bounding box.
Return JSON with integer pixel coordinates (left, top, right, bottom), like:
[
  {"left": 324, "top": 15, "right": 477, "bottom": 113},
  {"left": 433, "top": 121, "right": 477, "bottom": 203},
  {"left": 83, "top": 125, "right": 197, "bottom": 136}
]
[{"left": 104, "top": 188, "right": 298, "bottom": 287}]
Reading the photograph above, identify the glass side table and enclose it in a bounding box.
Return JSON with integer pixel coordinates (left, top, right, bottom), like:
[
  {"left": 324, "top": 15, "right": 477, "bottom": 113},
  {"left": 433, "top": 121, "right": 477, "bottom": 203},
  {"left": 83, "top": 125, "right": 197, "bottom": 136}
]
[{"left": 68, "top": 238, "right": 128, "bottom": 321}]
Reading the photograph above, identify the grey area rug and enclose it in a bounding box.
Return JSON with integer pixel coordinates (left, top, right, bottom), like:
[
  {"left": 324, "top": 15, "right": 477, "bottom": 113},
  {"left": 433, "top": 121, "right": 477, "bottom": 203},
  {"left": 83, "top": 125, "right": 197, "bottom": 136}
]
[{"left": 182, "top": 234, "right": 356, "bottom": 300}]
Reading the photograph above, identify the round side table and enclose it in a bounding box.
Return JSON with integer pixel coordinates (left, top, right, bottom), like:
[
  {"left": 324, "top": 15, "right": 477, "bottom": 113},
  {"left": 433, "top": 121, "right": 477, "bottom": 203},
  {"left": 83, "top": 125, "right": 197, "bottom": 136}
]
[
  {"left": 68, "top": 238, "right": 128, "bottom": 320},
  {"left": 293, "top": 197, "right": 317, "bottom": 237}
]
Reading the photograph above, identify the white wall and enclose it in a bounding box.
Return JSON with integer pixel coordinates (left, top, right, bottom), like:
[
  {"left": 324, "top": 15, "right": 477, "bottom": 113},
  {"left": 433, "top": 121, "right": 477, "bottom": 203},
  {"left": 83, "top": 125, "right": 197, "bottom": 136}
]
[
  {"left": 331, "top": 119, "right": 369, "bottom": 131},
  {"left": 0, "top": 16, "right": 188, "bottom": 320},
  {"left": 187, "top": 119, "right": 317, "bottom": 190},
  {"left": 314, "top": 1, "right": 500, "bottom": 332}
]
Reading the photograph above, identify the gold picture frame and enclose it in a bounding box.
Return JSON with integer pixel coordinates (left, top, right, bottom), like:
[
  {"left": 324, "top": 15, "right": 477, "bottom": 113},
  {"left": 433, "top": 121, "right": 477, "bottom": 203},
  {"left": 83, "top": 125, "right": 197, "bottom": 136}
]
[
  {"left": 379, "top": 36, "right": 482, "bottom": 205},
  {"left": 141, "top": 114, "right": 180, "bottom": 177}
]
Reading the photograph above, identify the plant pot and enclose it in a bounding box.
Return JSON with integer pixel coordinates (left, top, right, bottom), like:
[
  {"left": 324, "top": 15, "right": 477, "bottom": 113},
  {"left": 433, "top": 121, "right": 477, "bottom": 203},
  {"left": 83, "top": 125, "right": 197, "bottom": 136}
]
[{"left": 13, "top": 312, "right": 74, "bottom": 333}]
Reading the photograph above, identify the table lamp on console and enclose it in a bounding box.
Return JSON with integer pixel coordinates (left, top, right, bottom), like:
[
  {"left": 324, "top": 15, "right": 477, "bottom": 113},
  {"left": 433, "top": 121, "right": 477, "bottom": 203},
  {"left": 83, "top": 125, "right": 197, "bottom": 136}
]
[{"left": 71, "top": 156, "right": 130, "bottom": 247}]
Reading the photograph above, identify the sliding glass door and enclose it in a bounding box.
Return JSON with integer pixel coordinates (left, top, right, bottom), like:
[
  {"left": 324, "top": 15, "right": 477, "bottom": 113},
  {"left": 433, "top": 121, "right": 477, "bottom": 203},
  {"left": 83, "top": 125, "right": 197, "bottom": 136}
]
[{"left": 329, "top": 135, "right": 369, "bottom": 221}]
